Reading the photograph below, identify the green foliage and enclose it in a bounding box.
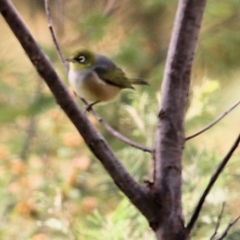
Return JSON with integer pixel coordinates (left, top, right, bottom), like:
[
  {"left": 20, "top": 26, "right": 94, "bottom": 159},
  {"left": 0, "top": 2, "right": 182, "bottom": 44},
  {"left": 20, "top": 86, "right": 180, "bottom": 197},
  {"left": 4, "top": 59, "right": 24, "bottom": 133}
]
[
  {"left": 78, "top": 198, "right": 154, "bottom": 240},
  {"left": 0, "top": 0, "right": 240, "bottom": 239}
]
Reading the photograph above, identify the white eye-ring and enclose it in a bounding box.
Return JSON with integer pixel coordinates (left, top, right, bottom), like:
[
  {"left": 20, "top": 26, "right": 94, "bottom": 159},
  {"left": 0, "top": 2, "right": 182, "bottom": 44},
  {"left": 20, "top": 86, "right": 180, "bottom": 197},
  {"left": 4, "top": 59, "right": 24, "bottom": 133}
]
[{"left": 78, "top": 56, "right": 86, "bottom": 63}]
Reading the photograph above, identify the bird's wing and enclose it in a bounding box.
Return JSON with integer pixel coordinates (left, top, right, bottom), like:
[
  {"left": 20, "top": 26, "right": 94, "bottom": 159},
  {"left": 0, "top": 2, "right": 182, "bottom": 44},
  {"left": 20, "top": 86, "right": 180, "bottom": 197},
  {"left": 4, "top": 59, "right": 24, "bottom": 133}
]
[{"left": 93, "top": 55, "right": 134, "bottom": 89}]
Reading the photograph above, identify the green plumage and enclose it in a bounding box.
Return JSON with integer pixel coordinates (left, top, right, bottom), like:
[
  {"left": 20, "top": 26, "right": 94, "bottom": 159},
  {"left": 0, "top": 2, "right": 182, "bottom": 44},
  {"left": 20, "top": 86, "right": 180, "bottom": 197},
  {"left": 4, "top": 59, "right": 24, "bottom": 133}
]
[{"left": 66, "top": 49, "right": 148, "bottom": 109}]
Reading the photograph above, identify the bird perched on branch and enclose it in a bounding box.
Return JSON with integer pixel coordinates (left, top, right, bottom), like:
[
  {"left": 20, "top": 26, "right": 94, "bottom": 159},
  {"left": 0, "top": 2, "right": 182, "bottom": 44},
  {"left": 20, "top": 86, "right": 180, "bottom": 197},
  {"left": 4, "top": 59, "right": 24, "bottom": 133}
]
[{"left": 66, "top": 49, "right": 148, "bottom": 111}]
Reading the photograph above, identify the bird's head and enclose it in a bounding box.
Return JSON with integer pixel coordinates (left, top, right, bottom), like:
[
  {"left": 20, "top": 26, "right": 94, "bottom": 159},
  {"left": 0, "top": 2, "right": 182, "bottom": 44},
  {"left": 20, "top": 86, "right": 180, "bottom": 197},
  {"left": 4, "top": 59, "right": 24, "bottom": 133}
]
[{"left": 66, "top": 49, "right": 96, "bottom": 71}]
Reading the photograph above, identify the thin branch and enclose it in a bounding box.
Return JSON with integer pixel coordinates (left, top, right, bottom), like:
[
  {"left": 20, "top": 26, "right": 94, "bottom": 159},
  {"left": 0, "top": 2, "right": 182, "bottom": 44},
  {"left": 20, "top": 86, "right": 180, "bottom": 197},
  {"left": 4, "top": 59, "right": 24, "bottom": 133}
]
[
  {"left": 93, "top": 111, "right": 152, "bottom": 153},
  {"left": 186, "top": 99, "right": 240, "bottom": 141},
  {"left": 0, "top": 0, "right": 160, "bottom": 224},
  {"left": 210, "top": 202, "right": 225, "bottom": 240},
  {"left": 216, "top": 215, "right": 240, "bottom": 240},
  {"left": 44, "top": 0, "right": 151, "bottom": 154},
  {"left": 44, "top": 0, "right": 68, "bottom": 72},
  {"left": 187, "top": 134, "right": 240, "bottom": 233},
  {"left": 80, "top": 98, "right": 152, "bottom": 153}
]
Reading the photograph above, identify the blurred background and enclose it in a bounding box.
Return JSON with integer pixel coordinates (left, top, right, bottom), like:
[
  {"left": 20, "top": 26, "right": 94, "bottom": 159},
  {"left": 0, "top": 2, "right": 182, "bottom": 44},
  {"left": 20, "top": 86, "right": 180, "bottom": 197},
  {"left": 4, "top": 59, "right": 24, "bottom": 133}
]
[{"left": 0, "top": 0, "right": 240, "bottom": 239}]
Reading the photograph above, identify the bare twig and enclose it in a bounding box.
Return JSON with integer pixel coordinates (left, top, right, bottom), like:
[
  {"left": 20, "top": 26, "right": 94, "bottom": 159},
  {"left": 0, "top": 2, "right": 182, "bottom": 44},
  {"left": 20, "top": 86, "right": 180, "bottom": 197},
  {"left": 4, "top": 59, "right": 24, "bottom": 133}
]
[
  {"left": 187, "top": 134, "right": 240, "bottom": 233},
  {"left": 186, "top": 99, "right": 240, "bottom": 141},
  {"left": 44, "top": 0, "right": 68, "bottom": 72},
  {"left": 93, "top": 111, "right": 152, "bottom": 153},
  {"left": 210, "top": 202, "right": 225, "bottom": 240},
  {"left": 0, "top": 0, "right": 160, "bottom": 224},
  {"left": 216, "top": 215, "right": 240, "bottom": 240},
  {"left": 80, "top": 98, "right": 152, "bottom": 153}
]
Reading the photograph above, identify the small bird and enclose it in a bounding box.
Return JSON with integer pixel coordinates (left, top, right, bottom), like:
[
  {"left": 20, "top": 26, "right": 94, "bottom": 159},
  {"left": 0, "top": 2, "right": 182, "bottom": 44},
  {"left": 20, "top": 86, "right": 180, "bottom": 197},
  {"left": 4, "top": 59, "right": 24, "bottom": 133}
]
[{"left": 66, "top": 49, "right": 148, "bottom": 111}]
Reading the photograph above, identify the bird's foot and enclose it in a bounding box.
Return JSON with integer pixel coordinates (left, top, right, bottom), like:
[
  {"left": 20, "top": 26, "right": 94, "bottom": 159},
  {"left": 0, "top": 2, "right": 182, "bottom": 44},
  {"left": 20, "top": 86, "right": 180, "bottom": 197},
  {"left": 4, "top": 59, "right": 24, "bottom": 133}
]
[
  {"left": 84, "top": 104, "right": 93, "bottom": 114},
  {"left": 84, "top": 101, "right": 100, "bottom": 114}
]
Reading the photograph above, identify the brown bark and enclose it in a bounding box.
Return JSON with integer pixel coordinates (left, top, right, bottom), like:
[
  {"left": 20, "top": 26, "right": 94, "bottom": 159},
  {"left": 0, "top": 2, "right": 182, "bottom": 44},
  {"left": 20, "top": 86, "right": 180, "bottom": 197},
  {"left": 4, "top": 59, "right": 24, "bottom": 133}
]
[{"left": 153, "top": 0, "right": 207, "bottom": 239}]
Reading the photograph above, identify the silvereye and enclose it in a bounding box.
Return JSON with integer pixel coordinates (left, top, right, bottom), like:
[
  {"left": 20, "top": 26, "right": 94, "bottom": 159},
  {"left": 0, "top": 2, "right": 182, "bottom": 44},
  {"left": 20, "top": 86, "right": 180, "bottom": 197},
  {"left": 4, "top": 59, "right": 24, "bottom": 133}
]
[{"left": 66, "top": 49, "right": 148, "bottom": 110}]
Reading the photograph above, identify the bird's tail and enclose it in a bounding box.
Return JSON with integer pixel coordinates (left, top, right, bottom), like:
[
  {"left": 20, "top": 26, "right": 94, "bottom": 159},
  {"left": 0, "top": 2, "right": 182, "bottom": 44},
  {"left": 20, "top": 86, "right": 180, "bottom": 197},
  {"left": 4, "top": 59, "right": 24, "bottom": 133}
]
[{"left": 130, "top": 78, "right": 149, "bottom": 85}]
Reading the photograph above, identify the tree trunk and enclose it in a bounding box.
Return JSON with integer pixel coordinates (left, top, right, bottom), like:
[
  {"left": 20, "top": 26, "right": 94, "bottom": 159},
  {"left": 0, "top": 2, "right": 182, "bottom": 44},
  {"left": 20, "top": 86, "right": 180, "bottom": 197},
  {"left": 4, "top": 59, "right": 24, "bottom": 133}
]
[{"left": 153, "top": 0, "right": 207, "bottom": 239}]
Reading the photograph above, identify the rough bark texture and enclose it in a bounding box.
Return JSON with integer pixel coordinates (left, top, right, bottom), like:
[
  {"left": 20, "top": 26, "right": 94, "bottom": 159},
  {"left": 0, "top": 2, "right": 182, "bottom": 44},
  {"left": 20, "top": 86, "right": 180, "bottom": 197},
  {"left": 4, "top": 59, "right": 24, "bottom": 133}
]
[{"left": 153, "top": 0, "right": 207, "bottom": 239}]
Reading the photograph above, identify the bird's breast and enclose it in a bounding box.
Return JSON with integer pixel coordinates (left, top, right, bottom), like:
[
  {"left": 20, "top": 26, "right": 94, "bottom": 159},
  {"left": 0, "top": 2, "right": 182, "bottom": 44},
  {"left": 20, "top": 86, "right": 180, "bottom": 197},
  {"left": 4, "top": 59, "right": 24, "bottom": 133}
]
[{"left": 68, "top": 69, "right": 121, "bottom": 102}]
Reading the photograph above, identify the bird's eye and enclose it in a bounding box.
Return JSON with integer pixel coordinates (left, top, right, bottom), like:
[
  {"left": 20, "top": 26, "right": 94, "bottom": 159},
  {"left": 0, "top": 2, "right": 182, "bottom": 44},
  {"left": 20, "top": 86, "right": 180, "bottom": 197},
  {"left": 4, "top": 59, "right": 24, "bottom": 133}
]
[{"left": 78, "top": 56, "right": 86, "bottom": 63}]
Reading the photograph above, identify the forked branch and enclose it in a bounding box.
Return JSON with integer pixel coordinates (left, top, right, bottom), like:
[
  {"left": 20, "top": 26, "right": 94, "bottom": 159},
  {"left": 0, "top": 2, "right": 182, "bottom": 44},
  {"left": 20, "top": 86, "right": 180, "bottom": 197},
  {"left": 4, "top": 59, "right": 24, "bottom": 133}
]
[
  {"left": 216, "top": 215, "right": 240, "bottom": 240},
  {"left": 187, "top": 134, "right": 240, "bottom": 233},
  {"left": 0, "top": 0, "right": 159, "bottom": 223}
]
